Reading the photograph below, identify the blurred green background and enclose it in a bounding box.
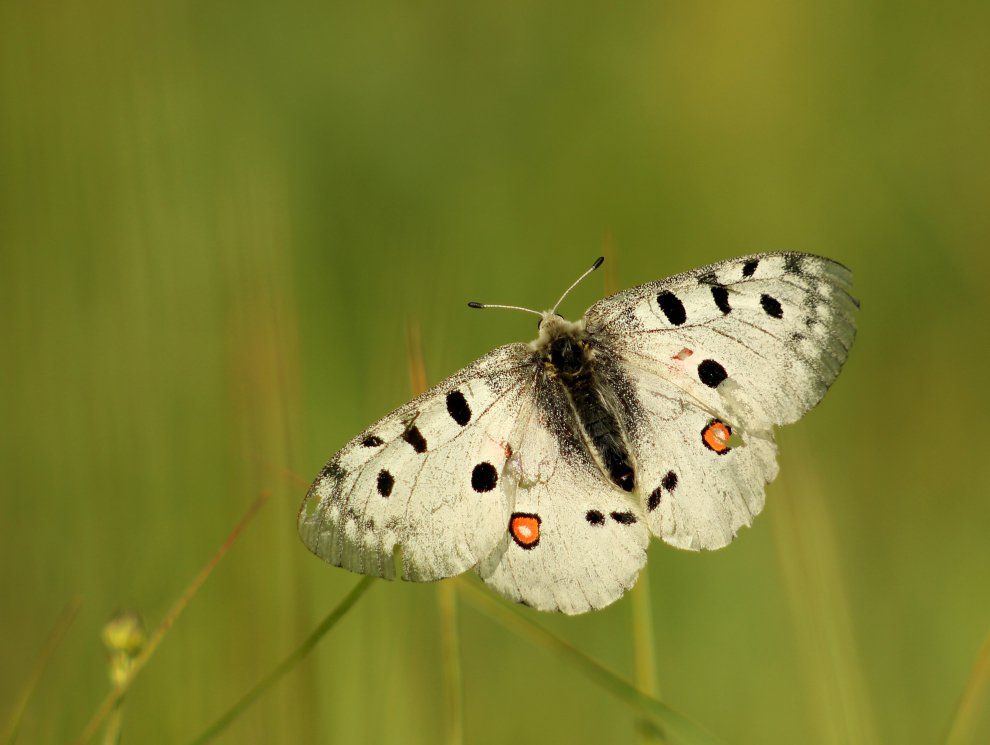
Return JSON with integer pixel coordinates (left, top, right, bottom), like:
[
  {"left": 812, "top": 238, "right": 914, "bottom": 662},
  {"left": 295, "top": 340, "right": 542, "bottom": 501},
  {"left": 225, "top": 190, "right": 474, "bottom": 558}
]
[{"left": 2, "top": 1, "right": 989, "bottom": 743}]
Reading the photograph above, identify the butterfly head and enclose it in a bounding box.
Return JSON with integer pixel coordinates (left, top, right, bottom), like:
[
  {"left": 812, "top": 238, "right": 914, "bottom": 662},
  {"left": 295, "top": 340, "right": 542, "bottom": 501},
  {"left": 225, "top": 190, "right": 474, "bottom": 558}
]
[
  {"left": 533, "top": 311, "right": 584, "bottom": 348},
  {"left": 467, "top": 255, "right": 603, "bottom": 362},
  {"left": 468, "top": 256, "right": 603, "bottom": 332}
]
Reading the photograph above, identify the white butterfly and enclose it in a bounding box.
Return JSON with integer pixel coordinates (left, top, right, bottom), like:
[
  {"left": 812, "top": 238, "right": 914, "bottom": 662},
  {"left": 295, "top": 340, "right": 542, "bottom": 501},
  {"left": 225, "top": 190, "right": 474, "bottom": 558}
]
[{"left": 299, "top": 252, "right": 857, "bottom": 614}]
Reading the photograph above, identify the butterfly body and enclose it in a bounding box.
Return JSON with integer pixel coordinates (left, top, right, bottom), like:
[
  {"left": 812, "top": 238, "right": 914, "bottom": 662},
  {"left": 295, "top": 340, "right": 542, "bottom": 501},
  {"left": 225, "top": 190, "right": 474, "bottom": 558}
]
[
  {"left": 536, "top": 313, "right": 639, "bottom": 494},
  {"left": 300, "top": 252, "right": 857, "bottom": 614}
]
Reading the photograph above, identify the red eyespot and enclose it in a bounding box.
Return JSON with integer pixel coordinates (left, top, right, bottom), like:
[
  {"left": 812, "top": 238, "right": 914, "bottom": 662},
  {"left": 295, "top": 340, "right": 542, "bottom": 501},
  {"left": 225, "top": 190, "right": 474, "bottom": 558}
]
[
  {"left": 509, "top": 513, "right": 541, "bottom": 549},
  {"left": 702, "top": 420, "right": 732, "bottom": 454}
]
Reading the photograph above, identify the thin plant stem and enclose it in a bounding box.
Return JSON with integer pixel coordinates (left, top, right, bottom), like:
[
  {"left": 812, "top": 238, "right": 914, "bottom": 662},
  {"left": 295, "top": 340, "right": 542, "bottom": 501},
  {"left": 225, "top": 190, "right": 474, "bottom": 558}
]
[
  {"left": 945, "top": 627, "right": 990, "bottom": 745},
  {"left": 2, "top": 596, "right": 82, "bottom": 745},
  {"left": 186, "top": 577, "right": 376, "bottom": 745},
  {"left": 458, "top": 580, "right": 724, "bottom": 745},
  {"left": 405, "top": 320, "right": 428, "bottom": 399},
  {"left": 630, "top": 568, "right": 664, "bottom": 743},
  {"left": 630, "top": 571, "right": 659, "bottom": 697},
  {"left": 406, "top": 319, "right": 464, "bottom": 745},
  {"left": 101, "top": 706, "right": 122, "bottom": 745},
  {"left": 74, "top": 490, "right": 271, "bottom": 745},
  {"left": 437, "top": 582, "right": 464, "bottom": 745},
  {"left": 771, "top": 445, "right": 879, "bottom": 745},
  {"left": 602, "top": 234, "right": 664, "bottom": 744}
]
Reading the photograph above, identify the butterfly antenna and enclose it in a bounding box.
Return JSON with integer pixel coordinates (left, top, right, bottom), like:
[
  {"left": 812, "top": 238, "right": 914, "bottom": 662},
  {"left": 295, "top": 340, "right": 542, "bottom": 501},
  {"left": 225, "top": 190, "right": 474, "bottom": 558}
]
[
  {"left": 466, "top": 301, "right": 543, "bottom": 318},
  {"left": 551, "top": 256, "right": 604, "bottom": 314}
]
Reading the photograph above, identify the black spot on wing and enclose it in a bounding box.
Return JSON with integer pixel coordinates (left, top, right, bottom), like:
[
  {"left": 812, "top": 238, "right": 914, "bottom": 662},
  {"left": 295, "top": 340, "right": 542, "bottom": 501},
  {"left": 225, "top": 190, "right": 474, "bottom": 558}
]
[
  {"left": 361, "top": 435, "right": 383, "bottom": 447},
  {"left": 656, "top": 291, "right": 687, "bottom": 326},
  {"left": 698, "top": 359, "right": 728, "bottom": 388},
  {"left": 376, "top": 469, "right": 394, "bottom": 497},
  {"left": 610, "top": 511, "right": 637, "bottom": 525},
  {"left": 661, "top": 470, "right": 678, "bottom": 491},
  {"left": 446, "top": 389, "right": 471, "bottom": 426},
  {"left": 586, "top": 510, "right": 605, "bottom": 526},
  {"left": 760, "top": 294, "right": 784, "bottom": 319},
  {"left": 648, "top": 471, "right": 678, "bottom": 512},
  {"left": 320, "top": 460, "right": 348, "bottom": 486},
  {"left": 711, "top": 285, "right": 731, "bottom": 314},
  {"left": 402, "top": 425, "right": 427, "bottom": 453},
  {"left": 647, "top": 487, "right": 662, "bottom": 512},
  {"left": 742, "top": 259, "right": 759, "bottom": 277},
  {"left": 471, "top": 462, "right": 498, "bottom": 492}
]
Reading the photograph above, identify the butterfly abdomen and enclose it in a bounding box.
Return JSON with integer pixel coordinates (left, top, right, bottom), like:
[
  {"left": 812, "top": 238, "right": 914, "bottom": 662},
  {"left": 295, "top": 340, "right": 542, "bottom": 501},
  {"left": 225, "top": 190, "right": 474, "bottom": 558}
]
[{"left": 544, "top": 333, "right": 636, "bottom": 493}]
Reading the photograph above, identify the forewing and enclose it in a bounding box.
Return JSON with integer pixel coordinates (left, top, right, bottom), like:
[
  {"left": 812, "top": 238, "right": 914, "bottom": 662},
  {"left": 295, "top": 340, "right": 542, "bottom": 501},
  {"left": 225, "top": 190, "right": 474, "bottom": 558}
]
[
  {"left": 299, "top": 344, "right": 537, "bottom": 582},
  {"left": 475, "top": 380, "right": 650, "bottom": 614},
  {"left": 585, "top": 252, "right": 857, "bottom": 550},
  {"left": 585, "top": 252, "right": 857, "bottom": 429}
]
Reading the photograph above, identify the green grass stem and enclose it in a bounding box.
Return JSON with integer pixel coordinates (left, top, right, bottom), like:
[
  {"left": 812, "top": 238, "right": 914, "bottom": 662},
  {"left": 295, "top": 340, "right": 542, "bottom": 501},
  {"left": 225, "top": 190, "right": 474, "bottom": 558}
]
[
  {"left": 2, "top": 596, "right": 82, "bottom": 745},
  {"left": 458, "top": 580, "right": 724, "bottom": 745},
  {"left": 437, "top": 582, "right": 465, "bottom": 745},
  {"left": 406, "top": 319, "right": 465, "bottom": 745},
  {"left": 772, "top": 447, "right": 879, "bottom": 745},
  {"left": 74, "top": 490, "right": 271, "bottom": 745},
  {"left": 944, "top": 627, "right": 990, "bottom": 745},
  {"left": 629, "top": 569, "right": 665, "bottom": 744},
  {"left": 186, "top": 576, "right": 375, "bottom": 745}
]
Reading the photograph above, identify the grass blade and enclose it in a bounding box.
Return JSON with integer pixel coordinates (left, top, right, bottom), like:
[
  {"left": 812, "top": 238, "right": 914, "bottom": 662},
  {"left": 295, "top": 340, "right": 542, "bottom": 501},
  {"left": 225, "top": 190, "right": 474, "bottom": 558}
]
[
  {"left": 436, "top": 582, "right": 464, "bottom": 745},
  {"left": 629, "top": 568, "right": 665, "bottom": 743},
  {"left": 457, "top": 579, "right": 724, "bottom": 745},
  {"left": 945, "top": 628, "right": 990, "bottom": 745},
  {"left": 406, "top": 319, "right": 464, "bottom": 745},
  {"left": 603, "top": 234, "right": 665, "bottom": 744},
  {"left": 186, "top": 576, "right": 375, "bottom": 745},
  {"left": 74, "top": 490, "right": 271, "bottom": 745},
  {"left": 771, "top": 446, "right": 879, "bottom": 745},
  {"left": 2, "top": 596, "right": 82, "bottom": 745}
]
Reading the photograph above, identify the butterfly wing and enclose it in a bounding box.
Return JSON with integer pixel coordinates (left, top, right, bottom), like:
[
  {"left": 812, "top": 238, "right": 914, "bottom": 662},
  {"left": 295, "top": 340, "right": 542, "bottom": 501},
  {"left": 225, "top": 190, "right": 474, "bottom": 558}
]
[
  {"left": 585, "top": 252, "right": 857, "bottom": 549},
  {"left": 475, "top": 377, "right": 650, "bottom": 614},
  {"left": 299, "top": 344, "right": 538, "bottom": 582},
  {"left": 620, "top": 364, "right": 780, "bottom": 549},
  {"left": 300, "top": 340, "right": 650, "bottom": 613}
]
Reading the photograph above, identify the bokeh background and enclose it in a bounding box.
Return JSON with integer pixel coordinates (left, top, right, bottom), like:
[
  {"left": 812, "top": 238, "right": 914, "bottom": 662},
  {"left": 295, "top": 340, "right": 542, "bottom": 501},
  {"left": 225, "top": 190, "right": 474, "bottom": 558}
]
[{"left": 2, "top": 1, "right": 989, "bottom": 743}]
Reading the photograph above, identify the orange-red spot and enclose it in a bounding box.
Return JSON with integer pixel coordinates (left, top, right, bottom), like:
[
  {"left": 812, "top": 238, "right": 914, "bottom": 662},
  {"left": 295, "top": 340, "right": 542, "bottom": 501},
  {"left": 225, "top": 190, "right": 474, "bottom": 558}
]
[
  {"left": 509, "top": 513, "right": 541, "bottom": 549},
  {"left": 702, "top": 420, "right": 732, "bottom": 454},
  {"left": 672, "top": 347, "right": 694, "bottom": 361}
]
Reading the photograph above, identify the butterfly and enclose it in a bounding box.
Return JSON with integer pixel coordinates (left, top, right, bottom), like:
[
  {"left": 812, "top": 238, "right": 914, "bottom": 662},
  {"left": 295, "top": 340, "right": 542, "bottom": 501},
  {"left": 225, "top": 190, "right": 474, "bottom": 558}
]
[{"left": 299, "top": 252, "right": 857, "bottom": 614}]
